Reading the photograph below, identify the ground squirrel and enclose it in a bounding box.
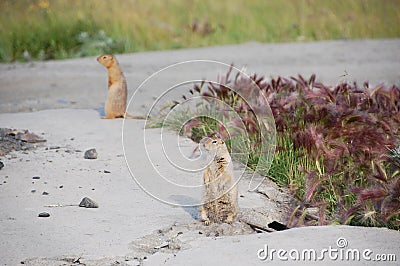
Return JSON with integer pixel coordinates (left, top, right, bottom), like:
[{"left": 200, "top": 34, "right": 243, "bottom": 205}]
[
  {"left": 97, "top": 54, "right": 145, "bottom": 119},
  {"left": 199, "top": 137, "right": 238, "bottom": 225}
]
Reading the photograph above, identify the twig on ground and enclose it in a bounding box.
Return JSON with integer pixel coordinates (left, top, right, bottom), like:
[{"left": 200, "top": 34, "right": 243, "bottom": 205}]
[{"left": 44, "top": 204, "right": 78, "bottom": 208}]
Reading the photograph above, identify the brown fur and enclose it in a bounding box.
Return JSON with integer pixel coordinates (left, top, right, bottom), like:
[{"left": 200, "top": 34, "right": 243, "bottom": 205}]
[
  {"left": 199, "top": 138, "right": 238, "bottom": 225},
  {"left": 97, "top": 54, "right": 145, "bottom": 119}
]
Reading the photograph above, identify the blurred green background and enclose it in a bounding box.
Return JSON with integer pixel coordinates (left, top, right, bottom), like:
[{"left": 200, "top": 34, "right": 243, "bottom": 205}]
[{"left": 1, "top": 0, "right": 399, "bottom": 62}]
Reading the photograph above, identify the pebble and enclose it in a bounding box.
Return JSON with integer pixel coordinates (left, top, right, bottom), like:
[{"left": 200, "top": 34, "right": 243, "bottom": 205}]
[
  {"left": 38, "top": 212, "right": 50, "bottom": 218},
  {"left": 84, "top": 148, "right": 98, "bottom": 159},
  {"left": 0, "top": 161, "right": 4, "bottom": 170},
  {"left": 79, "top": 197, "right": 99, "bottom": 208},
  {"left": 305, "top": 207, "right": 319, "bottom": 216},
  {"left": 104, "top": 170, "right": 111, "bottom": 173},
  {"left": 42, "top": 191, "right": 49, "bottom": 195},
  {"left": 32, "top": 176, "right": 40, "bottom": 180}
]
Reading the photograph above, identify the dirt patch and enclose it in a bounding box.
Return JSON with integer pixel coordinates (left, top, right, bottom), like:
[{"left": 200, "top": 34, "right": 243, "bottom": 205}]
[{"left": 130, "top": 221, "right": 254, "bottom": 258}]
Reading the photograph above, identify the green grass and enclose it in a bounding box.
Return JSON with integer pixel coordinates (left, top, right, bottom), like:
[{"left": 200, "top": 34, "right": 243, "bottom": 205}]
[{"left": 1, "top": 0, "right": 399, "bottom": 62}]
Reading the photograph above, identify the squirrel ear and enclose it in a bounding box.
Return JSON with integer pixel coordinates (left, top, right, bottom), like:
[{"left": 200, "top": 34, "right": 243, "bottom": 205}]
[{"left": 221, "top": 140, "right": 225, "bottom": 144}]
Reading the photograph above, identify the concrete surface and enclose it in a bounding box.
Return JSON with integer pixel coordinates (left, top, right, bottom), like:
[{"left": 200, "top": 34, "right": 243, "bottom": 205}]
[{"left": 0, "top": 40, "right": 399, "bottom": 265}]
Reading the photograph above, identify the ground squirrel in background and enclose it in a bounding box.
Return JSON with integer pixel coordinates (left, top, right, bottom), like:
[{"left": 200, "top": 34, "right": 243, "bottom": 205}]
[
  {"left": 200, "top": 137, "right": 238, "bottom": 225},
  {"left": 97, "top": 54, "right": 145, "bottom": 119}
]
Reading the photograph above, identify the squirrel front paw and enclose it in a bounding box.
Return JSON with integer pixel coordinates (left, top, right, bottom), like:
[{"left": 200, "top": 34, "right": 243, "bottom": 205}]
[{"left": 225, "top": 214, "right": 235, "bottom": 224}]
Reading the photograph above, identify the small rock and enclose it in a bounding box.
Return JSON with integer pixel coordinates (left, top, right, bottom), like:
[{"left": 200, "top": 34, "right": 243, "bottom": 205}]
[
  {"left": 31, "top": 189, "right": 36, "bottom": 193},
  {"left": 104, "top": 170, "right": 111, "bottom": 173},
  {"left": 32, "top": 176, "right": 40, "bottom": 180},
  {"left": 84, "top": 148, "right": 98, "bottom": 159},
  {"left": 79, "top": 197, "right": 98, "bottom": 208},
  {"left": 14, "top": 131, "right": 46, "bottom": 143},
  {"left": 38, "top": 212, "right": 50, "bottom": 218},
  {"left": 42, "top": 191, "right": 49, "bottom": 195},
  {"left": 305, "top": 207, "right": 319, "bottom": 216},
  {"left": 0, "top": 161, "right": 4, "bottom": 170},
  {"left": 59, "top": 185, "right": 63, "bottom": 189}
]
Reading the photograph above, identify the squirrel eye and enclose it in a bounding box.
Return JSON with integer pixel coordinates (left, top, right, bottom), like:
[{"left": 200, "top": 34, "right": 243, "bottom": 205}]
[
  {"left": 103, "top": 56, "right": 107, "bottom": 59},
  {"left": 212, "top": 140, "right": 218, "bottom": 144}
]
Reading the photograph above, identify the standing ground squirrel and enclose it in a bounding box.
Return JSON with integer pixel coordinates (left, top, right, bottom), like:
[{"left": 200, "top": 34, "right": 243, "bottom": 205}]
[
  {"left": 199, "top": 137, "right": 238, "bottom": 225},
  {"left": 97, "top": 54, "right": 145, "bottom": 119}
]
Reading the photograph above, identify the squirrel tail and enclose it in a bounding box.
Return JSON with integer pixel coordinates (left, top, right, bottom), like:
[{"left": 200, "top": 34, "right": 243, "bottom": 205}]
[{"left": 124, "top": 113, "right": 148, "bottom": 120}]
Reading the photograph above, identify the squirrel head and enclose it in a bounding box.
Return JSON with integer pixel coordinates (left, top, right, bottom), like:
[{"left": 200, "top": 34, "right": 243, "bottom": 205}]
[
  {"left": 97, "top": 54, "right": 115, "bottom": 68},
  {"left": 203, "top": 137, "right": 227, "bottom": 154}
]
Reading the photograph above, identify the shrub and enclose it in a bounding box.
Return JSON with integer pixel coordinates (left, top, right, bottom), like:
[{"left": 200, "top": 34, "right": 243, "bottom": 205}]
[{"left": 163, "top": 66, "right": 400, "bottom": 229}]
